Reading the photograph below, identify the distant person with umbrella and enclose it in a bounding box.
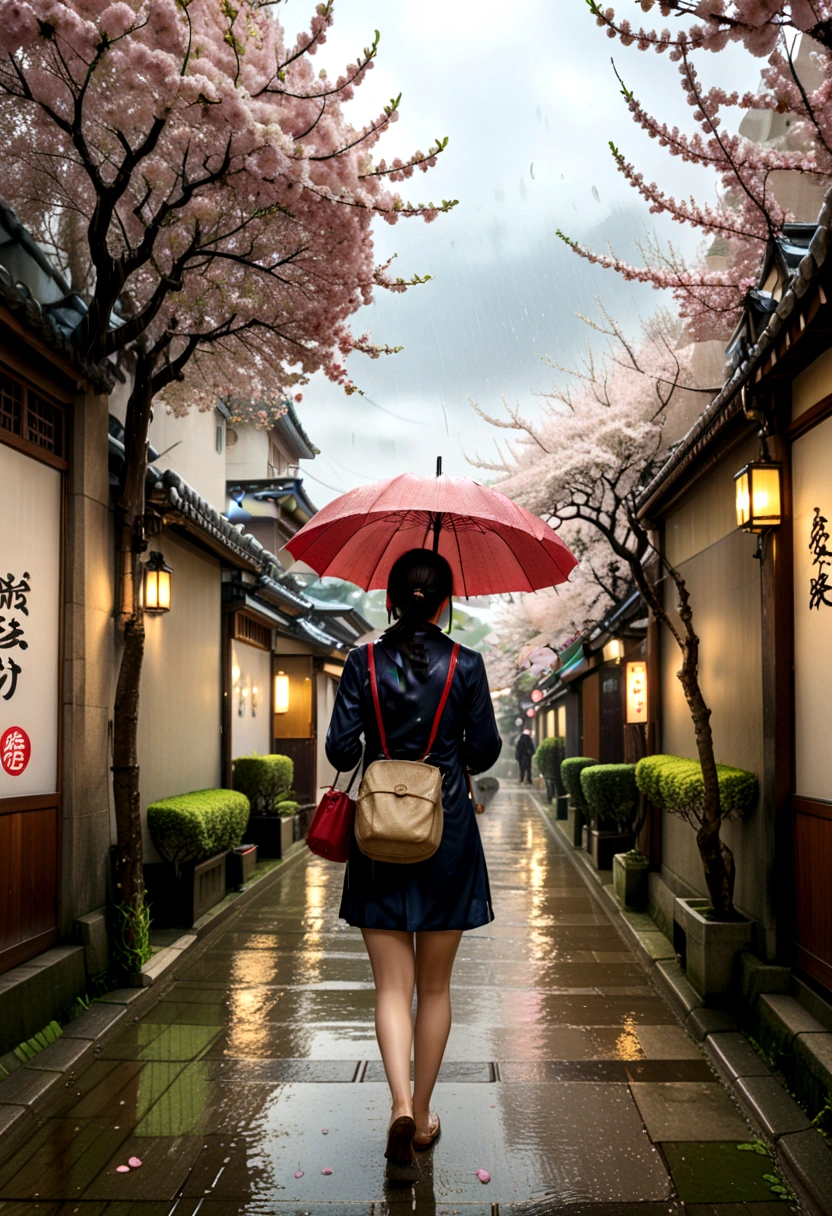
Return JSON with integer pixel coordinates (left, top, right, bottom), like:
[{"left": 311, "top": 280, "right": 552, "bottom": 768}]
[
  {"left": 515, "top": 728, "right": 535, "bottom": 785},
  {"left": 286, "top": 461, "right": 577, "bottom": 1180}
]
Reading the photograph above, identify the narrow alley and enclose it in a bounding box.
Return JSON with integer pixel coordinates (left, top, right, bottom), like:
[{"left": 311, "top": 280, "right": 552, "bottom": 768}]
[{"left": 0, "top": 788, "right": 792, "bottom": 1214}]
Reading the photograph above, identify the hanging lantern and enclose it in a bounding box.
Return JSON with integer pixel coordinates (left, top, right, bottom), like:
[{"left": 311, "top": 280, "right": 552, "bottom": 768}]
[
  {"left": 734, "top": 460, "right": 782, "bottom": 532},
  {"left": 143, "top": 551, "right": 173, "bottom": 614},
  {"left": 530, "top": 689, "right": 543, "bottom": 703}
]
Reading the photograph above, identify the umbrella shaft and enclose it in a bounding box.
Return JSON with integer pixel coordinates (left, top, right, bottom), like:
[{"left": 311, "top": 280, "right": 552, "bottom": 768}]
[{"left": 432, "top": 512, "right": 443, "bottom": 552}]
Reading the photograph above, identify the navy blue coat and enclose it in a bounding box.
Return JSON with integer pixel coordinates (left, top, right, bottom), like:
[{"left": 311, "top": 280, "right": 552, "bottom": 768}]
[{"left": 325, "top": 625, "right": 502, "bottom": 931}]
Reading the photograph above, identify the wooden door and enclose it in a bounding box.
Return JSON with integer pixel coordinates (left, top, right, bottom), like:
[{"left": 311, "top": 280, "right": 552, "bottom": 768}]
[{"left": 581, "top": 670, "right": 600, "bottom": 761}]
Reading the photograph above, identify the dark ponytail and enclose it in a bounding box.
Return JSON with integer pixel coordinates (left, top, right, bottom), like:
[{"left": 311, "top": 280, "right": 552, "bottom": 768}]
[{"left": 383, "top": 548, "right": 453, "bottom": 661}]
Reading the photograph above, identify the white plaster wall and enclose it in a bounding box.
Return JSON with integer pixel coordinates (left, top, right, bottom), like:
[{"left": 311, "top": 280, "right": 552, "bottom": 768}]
[
  {"left": 137, "top": 531, "right": 222, "bottom": 861},
  {"left": 226, "top": 426, "right": 271, "bottom": 481},
  {"left": 793, "top": 347, "right": 832, "bottom": 422},
  {"left": 149, "top": 407, "right": 227, "bottom": 509},
  {"left": 316, "top": 672, "right": 339, "bottom": 798},
  {"left": 230, "top": 641, "right": 272, "bottom": 760},
  {"left": 660, "top": 435, "right": 765, "bottom": 923}
]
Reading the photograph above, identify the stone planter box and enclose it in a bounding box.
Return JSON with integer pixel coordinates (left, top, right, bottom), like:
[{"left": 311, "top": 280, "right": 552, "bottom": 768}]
[
  {"left": 145, "top": 851, "right": 229, "bottom": 929},
  {"left": 246, "top": 814, "right": 295, "bottom": 859},
  {"left": 293, "top": 803, "right": 316, "bottom": 843},
  {"left": 613, "top": 851, "right": 650, "bottom": 909},
  {"left": 226, "top": 843, "right": 258, "bottom": 889},
  {"left": 555, "top": 793, "right": 569, "bottom": 820},
  {"left": 589, "top": 828, "right": 633, "bottom": 872},
  {"left": 675, "top": 896, "right": 753, "bottom": 1004},
  {"left": 566, "top": 800, "right": 585, "bottom": 847}
]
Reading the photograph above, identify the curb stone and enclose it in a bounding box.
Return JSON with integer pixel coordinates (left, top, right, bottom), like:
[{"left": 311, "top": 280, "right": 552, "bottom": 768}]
[
  {"left": 0, "top": 840, "right": 308, "bottom": 1167},
  {"left": 528, "top": 788, "right": 832, "bottom": 1216}
]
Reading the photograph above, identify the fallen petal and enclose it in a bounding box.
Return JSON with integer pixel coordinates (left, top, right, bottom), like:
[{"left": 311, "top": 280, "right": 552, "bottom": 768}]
[
  {"left": 321, "top": 1167, "right": 333, "bottom": 1175},
  {"left": 321, "top": 1128, "right": 329, "bottom": 1134},
  {"left": 116, "top": 1165, "right": 130, "bottom": 1174},
  {"left": 477, "top": 1170, "right": 491, "bottom": 1184},
  {"left": 294, "top": 1171, "right": 304, "bottom": 1178},
  {"left": 128, "top": 1157, "right": 142, "bottom": 1168}
]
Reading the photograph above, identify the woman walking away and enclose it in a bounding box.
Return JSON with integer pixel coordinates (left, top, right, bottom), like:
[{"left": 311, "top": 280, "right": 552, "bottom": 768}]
[{"left": 326, "top": 548, "right": 501, "bottom": 1180}]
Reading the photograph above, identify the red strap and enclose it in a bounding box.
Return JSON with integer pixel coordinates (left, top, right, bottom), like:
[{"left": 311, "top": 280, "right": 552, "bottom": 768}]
[
  {"left": 366, "top": 642, "right": 390, "bottom": 759},
  {"left": 366, "top": 641, "right": 460, "bottom": 762},
  {"left": 422, "top": 643, "right": 459, "bottom": 760}
]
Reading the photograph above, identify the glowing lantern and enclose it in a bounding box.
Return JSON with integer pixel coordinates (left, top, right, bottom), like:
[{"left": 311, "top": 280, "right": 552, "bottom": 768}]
[
  {"left": 626, "top": 661, "right": 648, "bottom": 724},
  {"left": 143, "top": 551, "right": 172, "bottom": 614},
  {"left": 734, "top": 461, "right": 782, "bottom": 532},
  {"left": 274, "top": 671, "right": 290, "bottom": 714},
  {"left": 530, "top": 689, "right": 543, "bottom": 703}
]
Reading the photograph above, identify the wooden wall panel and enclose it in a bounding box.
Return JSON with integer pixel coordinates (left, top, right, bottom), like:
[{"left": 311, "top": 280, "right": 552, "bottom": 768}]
[
  {"left": 0, "top": 804, "right": 59, "bottom": 973},
  {"left": 581, "top": 670, "right": 600, "bottom": 761},
  {"left": 793, "top": 797, "right": 832, "bottom": 992}
]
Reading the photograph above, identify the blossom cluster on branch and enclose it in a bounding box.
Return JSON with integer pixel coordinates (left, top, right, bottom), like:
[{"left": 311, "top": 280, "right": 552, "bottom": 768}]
[
  {"left": 0, "top": 0, "right": 453, "bottom": 408},
  {"left": 564, "top": 3, "right": 832, "bottom": 338}
]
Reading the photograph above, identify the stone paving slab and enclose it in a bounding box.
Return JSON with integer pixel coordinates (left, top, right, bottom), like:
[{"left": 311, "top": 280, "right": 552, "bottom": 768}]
[{"left": 0, "top": 786, "right": 803, "bottom": 1212}]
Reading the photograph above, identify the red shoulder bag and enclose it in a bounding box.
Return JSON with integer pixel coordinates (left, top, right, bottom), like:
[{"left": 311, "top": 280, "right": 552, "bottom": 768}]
[{"left": 306, "top": 760, "right": 361, "bottom": 863}]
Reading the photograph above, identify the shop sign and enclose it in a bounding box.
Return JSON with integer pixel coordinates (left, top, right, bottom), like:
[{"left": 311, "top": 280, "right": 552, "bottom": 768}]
[
  {"left": 626, "top": 661, "right": 648, "bottom": 724},
  {"left": 809, "top": 507, "right": 832, "bottom": 610},
  {"left": 0, "top": 445, "right": 60, "bottom": 798}
]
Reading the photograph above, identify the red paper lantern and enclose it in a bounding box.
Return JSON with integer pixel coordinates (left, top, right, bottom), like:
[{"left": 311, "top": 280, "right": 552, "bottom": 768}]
[
  {"left": 526, "top": 708, "right": 535, "bottom": 718},
  {"left": 530, "top": 689, "right": 543, "bottom": 703}
]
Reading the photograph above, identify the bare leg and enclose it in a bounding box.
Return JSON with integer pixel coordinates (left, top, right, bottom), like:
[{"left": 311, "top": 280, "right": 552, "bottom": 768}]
[
  {"left": 361, "top": 928, "right": 415, "bottom": 1121},
  {"left": 413, "top": 929, "right": 463, "bottom": 1137}
]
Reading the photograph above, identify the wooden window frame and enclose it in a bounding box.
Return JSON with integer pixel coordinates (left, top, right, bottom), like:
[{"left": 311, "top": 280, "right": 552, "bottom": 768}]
[{"left": 0, "top": 362, "right": 68, "bottom": 471}]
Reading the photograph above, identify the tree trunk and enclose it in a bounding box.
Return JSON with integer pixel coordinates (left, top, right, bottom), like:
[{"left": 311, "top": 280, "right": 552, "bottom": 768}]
[
  {"left": 111, "top": 356, "right": 154, "bottom": 968},
  {"left": 625, "top": 550, "right": 736, "bottom": 919}
]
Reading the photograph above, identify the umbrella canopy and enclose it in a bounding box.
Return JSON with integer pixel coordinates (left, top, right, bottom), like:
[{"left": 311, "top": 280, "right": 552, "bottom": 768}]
[{"left": 282, "top": 473, "right": 577, "bottom": 597}]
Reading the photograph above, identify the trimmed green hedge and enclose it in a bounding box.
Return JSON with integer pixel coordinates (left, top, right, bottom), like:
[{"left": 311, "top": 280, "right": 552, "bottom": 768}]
[
  {"left": 635, "top": 754, "right": 758, "bottom": 823},
  {"left": 232, "top": 753, "right": 293, "bottom": 814},
  {"left": 276, "top": 800, "right": 299, "bottom": 817},
  {"left": 535, "top": 736, "right": 565, "bottom": 779},
  {"left": 148, "top": 789, "right": 250, "bottom": 871},
  {"left": 560, "top": 757, "right": 597, "bottom": 812},
  {"left": 580, "top": 764, "right": 638, "bottom": 831}
]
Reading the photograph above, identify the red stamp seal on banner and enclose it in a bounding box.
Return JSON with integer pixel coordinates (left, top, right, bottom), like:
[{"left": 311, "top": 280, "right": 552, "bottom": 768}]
[{"left": 1, "top": 726, "right": 31, "bottom": 776}]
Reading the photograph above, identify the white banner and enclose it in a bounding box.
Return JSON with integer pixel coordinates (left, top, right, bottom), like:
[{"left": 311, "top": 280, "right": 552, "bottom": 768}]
[{"left": 0, "top": 443, "right": 61, "bottom": 797}]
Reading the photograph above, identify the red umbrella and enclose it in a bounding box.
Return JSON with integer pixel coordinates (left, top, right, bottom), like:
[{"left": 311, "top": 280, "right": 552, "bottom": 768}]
[{"left": 282, "top": 470, "right": 577, "bottom": 597}]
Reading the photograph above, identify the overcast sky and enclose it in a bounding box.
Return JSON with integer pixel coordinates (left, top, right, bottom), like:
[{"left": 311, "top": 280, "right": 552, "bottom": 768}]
[{"left": 292, "top": 0, "right": 761, "bottom": 506}]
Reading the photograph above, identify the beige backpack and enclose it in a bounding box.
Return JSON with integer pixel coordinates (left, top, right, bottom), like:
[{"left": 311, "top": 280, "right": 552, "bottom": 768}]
[{"left": 354, "top": 641, "right": 460, "bottom": 864}]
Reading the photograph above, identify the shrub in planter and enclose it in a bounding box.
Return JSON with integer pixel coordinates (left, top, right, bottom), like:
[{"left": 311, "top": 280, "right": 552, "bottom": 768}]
[
  {"left": 580, "top": 764, "right": 638, "bottom": 831},
  {"left": 635, "top": 755, "right": 758, "bottom": 826},
  {"left": 535, "top": 737, "right": 565, "bottom": 802},
  {"left": 148, "top": 789, "right": 251, "bottom": 873},
  {"left": 276, "top": 800, "right": 299, "bottom": 816},
  {"left": 232, "top": 753, "right": 294, "bottom": 814},
  {"left": 560, "top": 757, "right": 596, "bottom": 814}
]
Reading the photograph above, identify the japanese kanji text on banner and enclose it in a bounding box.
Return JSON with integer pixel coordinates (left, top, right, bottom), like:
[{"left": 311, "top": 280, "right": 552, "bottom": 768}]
[{"left": 0, "top": 444, "right": 60, "bottom": 797}]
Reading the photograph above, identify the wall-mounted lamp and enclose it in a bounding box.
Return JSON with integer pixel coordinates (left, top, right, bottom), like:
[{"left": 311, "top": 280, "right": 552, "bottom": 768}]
[
  {"left": 143, "top": 551, "right": 173, "bottom": 614},
  {"left": 275, "top": 671, "right": 290, "bottom": 714},
  {"left": 734, "top": 456, "right": 782, "bottom": 559},
  {"left": 238, "top": 685, "right": 248, "bottom": 717},
  {"left": 603, "top": 638, "right": 624, "bottom": 664},
  {"left": 252, "top": 685, "right": 258, "bottom": 718},
  {"left": 626, "top": 661, "right": 648, "bottom": 724}
]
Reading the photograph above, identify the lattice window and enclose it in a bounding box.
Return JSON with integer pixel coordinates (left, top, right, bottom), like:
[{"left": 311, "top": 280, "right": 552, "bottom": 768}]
[
  {"left": 27, "top": 393, "right": 63, "bottom": 457},
  {"left": 0, "top": 369, "right": 65, "bottom": 461},
  {"left": 233, "top": 613, "right": 272, "bottom": 651},
  {"left": 0, "top": 373, "right": 23, "bottom": 437}
]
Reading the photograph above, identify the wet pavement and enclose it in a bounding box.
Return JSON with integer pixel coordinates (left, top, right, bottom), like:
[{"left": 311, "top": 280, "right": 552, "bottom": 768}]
[{"left": 0, "top": 785, "right": 800, "bottom": 1215}]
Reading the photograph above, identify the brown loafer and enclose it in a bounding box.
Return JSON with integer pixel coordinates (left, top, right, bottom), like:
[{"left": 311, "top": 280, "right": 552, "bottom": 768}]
[
  {"left": 413, "top": 1111, "right": 441, "bottom": 1149},
  {"left": 385, "top": 1114, "right": 418, "bottom": 1180}
]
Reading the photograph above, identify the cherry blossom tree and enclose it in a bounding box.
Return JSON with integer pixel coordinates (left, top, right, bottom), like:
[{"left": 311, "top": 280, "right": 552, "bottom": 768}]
[
  {"left": 556, "top": 2, "right": 831, "bottom": 338},
  {"left": 0, "top": 0, "right": 454, "bottom": 970},
  {"left": 476, "top": 309, "right": 746, "bottom": 920}
]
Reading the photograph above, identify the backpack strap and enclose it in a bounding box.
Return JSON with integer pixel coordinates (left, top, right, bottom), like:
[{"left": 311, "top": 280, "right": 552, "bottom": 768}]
[
  {"left": 422, "top": 642, "right": 460, "bottom": 761},
  {"left": 366, "top": 642, "right": 391, "bottom": 759},
  {"left": 367, "top": 641, "right": 460, "bottom": 763}
]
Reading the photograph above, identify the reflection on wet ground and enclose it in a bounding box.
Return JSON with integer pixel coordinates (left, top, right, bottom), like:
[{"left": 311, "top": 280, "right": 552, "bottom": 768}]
[{"left": 0, "top": 786, "right": 799, "bottom": 1214}]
